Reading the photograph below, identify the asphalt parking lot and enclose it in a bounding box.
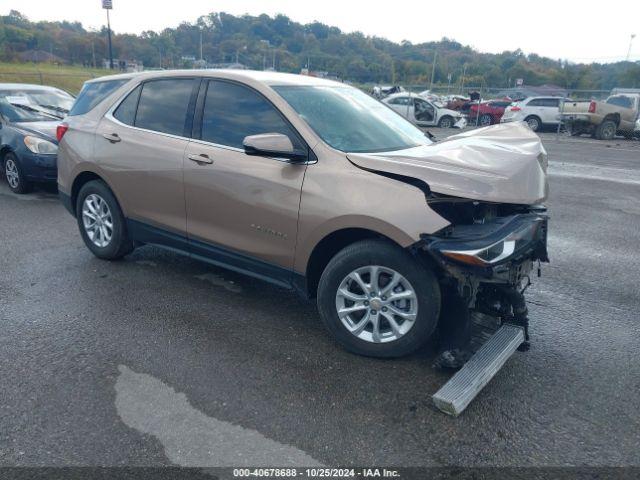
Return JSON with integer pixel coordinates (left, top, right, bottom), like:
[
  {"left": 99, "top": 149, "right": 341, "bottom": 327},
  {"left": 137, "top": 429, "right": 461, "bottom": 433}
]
[{"left": 0, "top": 132, "right": 639, "bottom": 468}]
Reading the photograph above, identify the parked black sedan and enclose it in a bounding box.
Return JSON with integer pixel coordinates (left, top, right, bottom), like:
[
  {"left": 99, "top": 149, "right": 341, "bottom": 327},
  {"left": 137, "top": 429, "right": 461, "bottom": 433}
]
[{"left": 0, "top": 84, "right": 73, "bottom": 194}]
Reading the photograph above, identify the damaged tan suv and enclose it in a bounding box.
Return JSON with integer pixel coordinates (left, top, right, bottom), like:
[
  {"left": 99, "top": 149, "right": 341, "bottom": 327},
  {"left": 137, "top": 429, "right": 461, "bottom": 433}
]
[{"left": 57, "top": 70, "right": 548, "bottom": 363}]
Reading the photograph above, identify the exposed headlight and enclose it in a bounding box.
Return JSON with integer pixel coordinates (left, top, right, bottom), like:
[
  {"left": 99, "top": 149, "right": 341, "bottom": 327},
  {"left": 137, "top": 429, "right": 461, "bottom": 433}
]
[
  {"left": 439, "top": 221, "right": 541, "bottom": 266},
  {"left": 23, "top": 136, "right": 58, "bottom": 155}
]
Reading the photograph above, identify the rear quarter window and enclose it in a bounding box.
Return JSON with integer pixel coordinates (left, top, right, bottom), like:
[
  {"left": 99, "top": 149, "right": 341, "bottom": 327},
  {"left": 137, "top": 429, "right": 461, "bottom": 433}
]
[{"left": 68, "top": 79, "right": 128, "bottom": 116}]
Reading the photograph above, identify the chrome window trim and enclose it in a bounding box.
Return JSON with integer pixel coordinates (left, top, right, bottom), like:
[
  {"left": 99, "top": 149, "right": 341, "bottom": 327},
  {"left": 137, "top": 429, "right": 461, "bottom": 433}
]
[{"left": 104, "top": 79, "right": 316, "bottom": 165}]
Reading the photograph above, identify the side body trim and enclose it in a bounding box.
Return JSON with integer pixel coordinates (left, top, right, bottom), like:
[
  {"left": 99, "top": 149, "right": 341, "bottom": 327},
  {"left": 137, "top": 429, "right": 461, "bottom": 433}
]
[{"left": 126, "top": 219, "right": 295, "bottom": 289}]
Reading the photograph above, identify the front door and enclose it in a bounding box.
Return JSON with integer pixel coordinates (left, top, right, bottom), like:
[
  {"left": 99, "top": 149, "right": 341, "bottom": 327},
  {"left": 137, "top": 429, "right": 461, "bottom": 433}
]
[
  {"left": 414, "top": 98, "right": 435, "bottom": 125},
  {"left": 183, "top": 80, "right": 308, "bottom": 282}
]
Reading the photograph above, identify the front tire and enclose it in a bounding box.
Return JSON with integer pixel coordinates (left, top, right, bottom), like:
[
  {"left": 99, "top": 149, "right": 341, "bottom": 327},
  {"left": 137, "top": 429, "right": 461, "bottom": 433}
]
[
  {"left": 4, "top": 153, "right": 31, "bottom": 194},
  {"left": 438, "top": 116, "right": 454, "bottom": 128},
  {"left": 317, "top": 239, "right": 441, "bottom": 358},
  {"left": 76, "top": 180, "right": 134, "bottom": 260}
]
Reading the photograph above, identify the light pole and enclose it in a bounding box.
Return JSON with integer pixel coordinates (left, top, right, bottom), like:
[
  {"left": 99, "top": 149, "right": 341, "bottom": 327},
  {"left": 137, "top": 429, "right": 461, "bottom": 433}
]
[
  {"left": 429, "top": 51, "right": 437, "bottom": 91},
  {"left": 627, "top": 34, "right": 636, "bottom": 61},
  {"left": 102, "top": 0, "right": 114, "bottom": 69}
]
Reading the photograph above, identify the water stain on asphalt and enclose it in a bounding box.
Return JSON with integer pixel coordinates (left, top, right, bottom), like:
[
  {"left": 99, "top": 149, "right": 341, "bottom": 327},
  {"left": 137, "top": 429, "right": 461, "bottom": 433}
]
[
  {"left": 195, "top": 273, "right": 243, "bottom": 293},
  {"left": 114, "top": 365, "right": 321, "bottom": 467}
]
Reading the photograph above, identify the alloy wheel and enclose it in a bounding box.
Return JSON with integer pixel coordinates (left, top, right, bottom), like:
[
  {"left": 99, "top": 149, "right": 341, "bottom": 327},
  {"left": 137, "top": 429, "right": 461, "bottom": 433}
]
[
  {"left": 335, "top": 265, "right": 418, "bottom": 343},
  {"left": 526, "top": 117, "right": 540, "bottom": 131},
  {"left": 5, "top": 159, "right": 20, "bottom": 189},
  {"left": 82, "top": 194, "right": 114, "bottom": 248}
]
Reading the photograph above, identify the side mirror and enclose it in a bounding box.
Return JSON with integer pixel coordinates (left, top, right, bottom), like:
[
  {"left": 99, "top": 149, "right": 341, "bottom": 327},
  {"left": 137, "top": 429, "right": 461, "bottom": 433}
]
[{"left": 243, "top": 133, "right": 307, "bottom": 161}]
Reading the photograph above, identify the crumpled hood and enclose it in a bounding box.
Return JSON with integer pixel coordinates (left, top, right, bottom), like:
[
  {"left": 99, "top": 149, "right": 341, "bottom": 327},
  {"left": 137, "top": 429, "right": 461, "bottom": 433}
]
[{"left": 347, "top": 122, "right": 548, "bottom": 205}]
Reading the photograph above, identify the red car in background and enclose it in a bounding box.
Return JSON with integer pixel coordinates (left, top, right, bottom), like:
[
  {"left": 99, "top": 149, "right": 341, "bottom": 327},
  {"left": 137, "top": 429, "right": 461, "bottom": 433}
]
[{"left": 468, "top": 99, "right": 513, "bottom": 126}]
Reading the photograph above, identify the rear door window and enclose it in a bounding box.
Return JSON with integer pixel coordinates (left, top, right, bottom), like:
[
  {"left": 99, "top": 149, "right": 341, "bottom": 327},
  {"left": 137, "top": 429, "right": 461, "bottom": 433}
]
[
  {"left": 135, "top": 79, "right": 196, "bottom": 136},
  {"left": 389, "top": 97, "right": 410, "bottom": 106},
  {"left": 69, "top": 79, "right": 128, "bottom": 116},
  {"left": 200, "top": 80, "right": 303, "bottom": 150}
]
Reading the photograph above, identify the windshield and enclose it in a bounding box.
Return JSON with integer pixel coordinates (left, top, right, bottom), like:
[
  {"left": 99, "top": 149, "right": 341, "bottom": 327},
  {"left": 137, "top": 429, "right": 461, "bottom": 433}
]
[
  {"left": 273, "top": 85, "right": 431, "bottom": 153},
  {"left": 0, "top": 98, "right": 58, "bottom": 123},
  {"left": 0, "top": 88, "right": 74, "bottom": 116}
]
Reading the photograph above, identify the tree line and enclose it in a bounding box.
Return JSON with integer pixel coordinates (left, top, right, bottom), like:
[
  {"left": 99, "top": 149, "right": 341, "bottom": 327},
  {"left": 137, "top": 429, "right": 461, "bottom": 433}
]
[{"left": 1, "top": 9, "right": 639, "bottom": 90}]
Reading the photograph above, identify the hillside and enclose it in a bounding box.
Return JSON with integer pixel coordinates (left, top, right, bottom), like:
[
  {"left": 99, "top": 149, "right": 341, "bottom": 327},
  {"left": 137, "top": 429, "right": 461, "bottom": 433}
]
[{"left": 1, "top": 9, "right": 639, "bottom": 90}]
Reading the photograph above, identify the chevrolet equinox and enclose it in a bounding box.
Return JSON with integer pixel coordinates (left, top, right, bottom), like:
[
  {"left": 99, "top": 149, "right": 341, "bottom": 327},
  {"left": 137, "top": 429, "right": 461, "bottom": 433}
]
[{"left": 57, "top": 70, "right": 548, "bottom": 363}]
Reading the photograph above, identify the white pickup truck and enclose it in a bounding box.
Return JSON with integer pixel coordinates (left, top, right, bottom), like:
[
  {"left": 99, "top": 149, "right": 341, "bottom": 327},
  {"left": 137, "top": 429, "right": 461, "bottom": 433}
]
[{"left": 560, "top": 93, "right": 640, "bottom": 140}]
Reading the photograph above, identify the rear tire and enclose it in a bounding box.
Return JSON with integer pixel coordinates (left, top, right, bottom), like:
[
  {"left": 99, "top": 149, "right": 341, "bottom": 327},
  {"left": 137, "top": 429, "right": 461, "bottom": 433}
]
[
  {"left": 76, "top": 180, "right": 134, "bottom": 260},
  {"left": 3, "top": 153, "right": 31, "bottom": 194},
  {"left": 595, "top": 120, "right": 616, "bottom": 140},
  {"left": 524, "top": 115, "right": 541, "bottom": 132},
  {"left": 317, "top": 239, "right": 440, "bottom": 358}
]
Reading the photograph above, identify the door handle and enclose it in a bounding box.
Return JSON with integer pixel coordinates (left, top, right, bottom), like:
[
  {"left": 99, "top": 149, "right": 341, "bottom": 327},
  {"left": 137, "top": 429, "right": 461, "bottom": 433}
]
[
  {"left": 188, "top": 153, "right": 213, "bottom": 165},
  {"left": 102, "top": 133, "right": 121, "bottom": 143}
]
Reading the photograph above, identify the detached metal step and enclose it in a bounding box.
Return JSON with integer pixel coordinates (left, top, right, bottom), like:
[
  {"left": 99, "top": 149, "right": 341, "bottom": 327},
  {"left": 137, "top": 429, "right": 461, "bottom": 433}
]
[{"left": 433, "top": 324, "right": 525, "bottom": 417}]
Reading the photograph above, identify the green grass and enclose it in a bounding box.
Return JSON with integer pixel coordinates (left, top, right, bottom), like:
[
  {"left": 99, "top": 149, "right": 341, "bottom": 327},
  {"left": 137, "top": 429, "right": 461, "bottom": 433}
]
[{"left": 0, "top": 62, "right": 111, "bottom": 94}]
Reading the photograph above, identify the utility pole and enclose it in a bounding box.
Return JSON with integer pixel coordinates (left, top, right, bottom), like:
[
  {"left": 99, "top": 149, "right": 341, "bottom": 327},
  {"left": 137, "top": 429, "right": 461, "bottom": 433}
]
[
  {"left": 272, "top": 49, "right": 276, "bottom": 70},
  {"left": 199, "top": 28, "right": 203, "bottom": 61},
  {"left": 460, "top": 64, "right": 467, "bottom": 94},
  {"left": 102, "top": 0, "right": 114, "bottom": 69},
  {"left": 627, "top": 34, "right": 636, "bottom": 61},
  {"left": 429, "top": 51, "right": 437, "bottom": 91}
]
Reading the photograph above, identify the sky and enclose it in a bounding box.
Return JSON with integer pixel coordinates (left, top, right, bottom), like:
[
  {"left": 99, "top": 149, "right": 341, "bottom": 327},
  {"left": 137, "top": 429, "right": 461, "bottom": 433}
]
[{"left": 2, "top": 0, "right": 639, "bottom": 63}]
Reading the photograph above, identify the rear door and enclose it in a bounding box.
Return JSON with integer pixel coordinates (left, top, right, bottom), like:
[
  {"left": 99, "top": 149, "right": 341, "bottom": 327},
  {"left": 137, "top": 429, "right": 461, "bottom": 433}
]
[
  {"left": 94, "top": 77, "right": 199, "bottom": 235},
  {"left": 183, "top": 79, "right": 308, "bottom": 281},
  {"left": 540, "top": 98, "right": 561, "bottom": 124},
  {"left": 387, "top": 96, "right": 414, "bottom": 121}
]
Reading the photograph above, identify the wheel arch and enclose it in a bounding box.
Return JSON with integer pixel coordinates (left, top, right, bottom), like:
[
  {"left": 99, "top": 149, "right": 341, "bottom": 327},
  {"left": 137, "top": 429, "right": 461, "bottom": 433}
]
[
  {"left": 0, "top": 145, "right": 15, "bottom": 165},
  {"left": 70, "top": 171, "right": 111, "bottom": 216},
  {"left": 602, "top": 113, "right": 620, "bottom": 126},
  {"left": 302, "top": 227, "right": 404, "bottom": 299}
]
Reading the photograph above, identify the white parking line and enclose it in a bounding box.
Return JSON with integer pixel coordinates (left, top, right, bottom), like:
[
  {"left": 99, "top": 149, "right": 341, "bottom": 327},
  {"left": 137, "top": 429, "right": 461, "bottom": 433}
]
[{"left": 114, "top": 365, "right": 322, "bottom": 467}]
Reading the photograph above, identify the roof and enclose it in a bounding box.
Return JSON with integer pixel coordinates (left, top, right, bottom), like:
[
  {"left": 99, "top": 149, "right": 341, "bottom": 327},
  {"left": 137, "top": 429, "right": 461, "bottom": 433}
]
[
  {"left": 85, "top": 69, "right": 344, "bottom": 88},
  {"left": 384, "top": 92, "right": 421, "bottom": 100}
]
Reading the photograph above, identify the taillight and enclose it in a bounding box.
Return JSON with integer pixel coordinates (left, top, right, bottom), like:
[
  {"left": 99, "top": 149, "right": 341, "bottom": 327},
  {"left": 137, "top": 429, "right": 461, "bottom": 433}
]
[
  {"left": 588, "top": 101, "right": 596, "bottom": 114},
  {"left": 56, "top": 123, "right": 69, "bottom": 142},
  {"left": 511, "top": 106, "right": 522, "bottom": 112}
]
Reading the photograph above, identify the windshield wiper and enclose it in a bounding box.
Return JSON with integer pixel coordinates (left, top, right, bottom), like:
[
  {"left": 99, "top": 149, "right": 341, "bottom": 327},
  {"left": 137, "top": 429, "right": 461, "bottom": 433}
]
[
  {"left": 10, "top": 103, "right": 63, "bottom": 120},
  {"left": 38, "top": 104, "right": 69, "bottom": 114}
]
